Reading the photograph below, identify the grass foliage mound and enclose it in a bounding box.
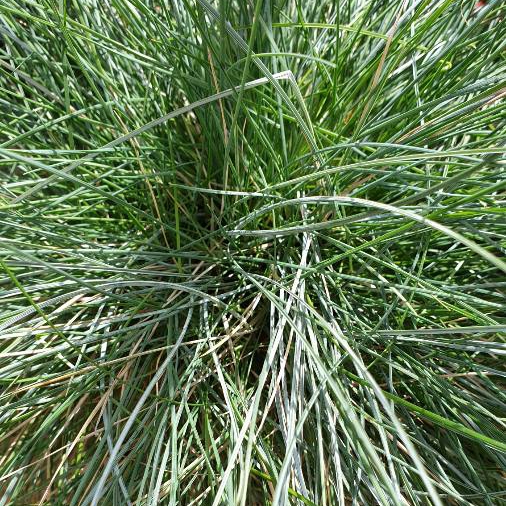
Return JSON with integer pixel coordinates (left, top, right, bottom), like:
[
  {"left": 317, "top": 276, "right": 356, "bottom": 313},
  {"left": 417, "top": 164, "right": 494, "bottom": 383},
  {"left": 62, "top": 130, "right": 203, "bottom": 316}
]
[{"left": 0, "top": 0, "right": 505, "bottom": 504}]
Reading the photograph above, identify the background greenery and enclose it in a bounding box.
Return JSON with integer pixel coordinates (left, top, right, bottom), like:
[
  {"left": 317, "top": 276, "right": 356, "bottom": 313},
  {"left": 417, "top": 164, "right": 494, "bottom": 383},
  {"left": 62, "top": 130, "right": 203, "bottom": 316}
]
[{"left": 0, "top": 0, "right": 505, "bottom": 504}]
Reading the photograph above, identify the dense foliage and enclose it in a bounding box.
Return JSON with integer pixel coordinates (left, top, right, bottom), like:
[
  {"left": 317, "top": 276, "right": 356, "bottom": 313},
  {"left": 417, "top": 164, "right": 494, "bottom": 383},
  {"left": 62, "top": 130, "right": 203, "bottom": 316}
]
[{"left": 0, "top": 0, "right": 505, "bottom": 504}]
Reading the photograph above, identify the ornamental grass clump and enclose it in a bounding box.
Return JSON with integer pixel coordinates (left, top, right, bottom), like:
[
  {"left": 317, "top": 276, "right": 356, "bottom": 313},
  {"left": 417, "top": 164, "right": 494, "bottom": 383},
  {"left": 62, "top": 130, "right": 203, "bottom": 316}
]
[{"left": 0, "top": 0, "right": 505, "bottom": 504}]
